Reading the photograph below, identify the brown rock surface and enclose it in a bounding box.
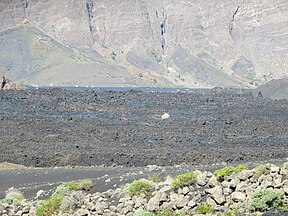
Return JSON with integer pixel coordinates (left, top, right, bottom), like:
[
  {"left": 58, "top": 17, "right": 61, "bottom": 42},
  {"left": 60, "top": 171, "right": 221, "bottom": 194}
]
[{"left": 0, "top": 0, "right": 287, "bottom": 87}]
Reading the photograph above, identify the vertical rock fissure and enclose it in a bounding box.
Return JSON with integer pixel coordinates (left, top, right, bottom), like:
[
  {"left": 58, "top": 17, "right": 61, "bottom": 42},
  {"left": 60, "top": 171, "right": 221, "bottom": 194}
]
[
  {"left": 86, "top": 0, "right": 95, "bottom": 42},
  {"left": 160, "top": 11, "right": 167, "bottom": 52},
  {"left": 229, "top": 6, "right": 240, "bottom": 38},
  {"left": 21, "top": 0, "right": 28, "bottom": 18}
]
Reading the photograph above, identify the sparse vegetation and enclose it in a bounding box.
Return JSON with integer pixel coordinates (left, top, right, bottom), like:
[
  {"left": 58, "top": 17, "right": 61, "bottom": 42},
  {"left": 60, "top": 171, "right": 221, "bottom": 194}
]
[
  {"left": 125, "top": 180, "right": 152, "bottom": 197},
  {"left": 214, "top": 165, "right": 248, "bottom": 181},
  {"left": 78, "top": 179, "right": 93, "bottom": 191},
  {"left": 248, "top": 188, "right": 283, "bottom": 212},
  {"left": 36, "top": 195, "right": 64, "bottom": 216},
  {"left": 171, "top": 171, "right": 197, "bottom": 190},
  {"left": 253, "top": 164, "right": 270, "bottom": 179},
  {"left": 224, "top": 208, "right": 240, "bottom": 216},
  {"left": 148, "top": 174, "right": 166, "bottom": 183},
  {"left": 197, "top": 203, "right": 213, "bottom": 214},
  {"left": 1, "top": 188, "right": 24, "bottom": 205},
  {"left": 63, "top": 181, "right": 80, "bottom": 191},
  {"left": 134, "top": 210, "right": 155, "bottom": 216},
  {"left": 52, "top": 184, "right": 70, "bottom": 197}
]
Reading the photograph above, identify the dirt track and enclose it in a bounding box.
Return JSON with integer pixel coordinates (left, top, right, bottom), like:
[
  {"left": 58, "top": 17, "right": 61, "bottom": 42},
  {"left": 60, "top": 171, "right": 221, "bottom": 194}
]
[{"left": 0, "top": 88, "right": 288, "bottom": 167}]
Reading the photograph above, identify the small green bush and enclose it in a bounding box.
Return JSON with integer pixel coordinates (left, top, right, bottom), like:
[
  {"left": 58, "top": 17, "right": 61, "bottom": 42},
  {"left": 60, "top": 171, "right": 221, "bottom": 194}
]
[
  {"left": 134, "top": 210, "right": 155, "bottom": 216},
  {"left": 253, "top": 165, "right": 270, "bottom": 179},
  {"left": 197, "top": 203, "right": 213, "bottom": 214},
  {"left": 78, "top": 179, "right": 93, "bottom": 191},
  {"left": 214, "top": 165, "right": 248, "bottom": 181},
  {"left": 156, "top": 208, "right": 173, "bottom": 216},
  {"left": 171, "top": 171, "right": 197, "bottom": 190},
  {"left": 224, "top": 208, "right": 240, "bottom": 216},
  {"left": 63, "top": 181, "right": 80, "bottom": 191},
  {"left": 1, "top": 188, "right": 24, "bottom": 205},
  {"left": 248, "top": 188, "right": 283, "bottom": 212},
  {"left": 125, "top": 180, "right": 152, "bottom": 197},
  {"left": 2, "top": 196, "right": 20, "bottom": 205},
  {"left": 52, "top": 185, "right": 70, "bottom": 197},
  {"left": 36, "top": 195, "right": 64, "bottom": 216}
]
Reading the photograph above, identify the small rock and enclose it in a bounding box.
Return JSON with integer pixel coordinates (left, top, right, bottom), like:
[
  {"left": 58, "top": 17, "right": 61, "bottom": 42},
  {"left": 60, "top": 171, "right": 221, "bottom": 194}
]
[
  {"left": 231, "top": 191, "right": 246, "bottom": 202},
  {"left": 188, "top": 200, "right": 196, "bottom": 208},
  {"left": 208, "top": 176, "right": 218, "bottom": 188},
  {"left": 237, "top": 170, "right": 254, "bottom": 181},
  {"left": 205, "top": 186, "right": 226, "bottom": 205},
  {"left": 197, "top": 172, "right": 207, "bottom": 186},
  {"left": 161, "top": 113, "right": 170, "bottom": 119}
]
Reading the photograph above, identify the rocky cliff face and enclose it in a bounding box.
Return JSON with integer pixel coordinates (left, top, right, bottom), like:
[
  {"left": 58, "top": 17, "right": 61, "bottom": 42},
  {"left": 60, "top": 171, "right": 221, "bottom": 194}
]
[{"left": 0, "top": 0, "right": 287, "bottom": 87}]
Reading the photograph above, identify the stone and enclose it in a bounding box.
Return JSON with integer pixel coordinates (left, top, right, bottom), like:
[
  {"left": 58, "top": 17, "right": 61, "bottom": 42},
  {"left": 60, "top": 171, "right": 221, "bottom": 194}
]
[
  {"left": 175, "top": 196, "right": 189, "bottom": 208},
  {"left": 208, "top": 176, "right": 218, "bottom": 188},
  {"left": 147, "top": 191, "right": 168, "bottom": 211},
  {"left": 188, "top": 200, "right": 197, "bottom": 208},
  {"left": 75, "top": 208, "right": 90, "bottom": 216},
  {"left": 161, "top": 113, "right": 170, "bottom": 119},
  {"left": 196, "top": 172, "right": 207, "bottom": 186},
  {"left": 134, "top": 197, "right": 147, "bottom": 208},
  {"left": 221, "top": 180, "right": 230, "bottom": 188},
  {"left": 230, "top": 178, "right": 240, "bottom": 189},
  {"left": 205, "top": 186, "right": 226, "bottom": 205},
  {"left": 231, "top": 191, "right": 246, "bottom": 202},
  {"left": 237, "top": 170, "right": 254, "bottom": 181},
  {"left": 206, "top": 196, "right": 217, "bottom": 207},
  {"left": 270, "top": 164, "right": 280, "bottom": 174},
  {"left": 182, "top": 187, "right": 190, "bottom": 195},
  {"left": 274, "top": 175, "right": 283, "bottom": 188}
]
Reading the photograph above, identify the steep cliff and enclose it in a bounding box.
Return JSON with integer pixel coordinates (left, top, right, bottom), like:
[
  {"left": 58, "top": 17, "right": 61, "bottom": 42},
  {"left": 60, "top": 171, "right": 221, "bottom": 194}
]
[{"left": 0, "top": 0, "right": 287, "bottom": 87}]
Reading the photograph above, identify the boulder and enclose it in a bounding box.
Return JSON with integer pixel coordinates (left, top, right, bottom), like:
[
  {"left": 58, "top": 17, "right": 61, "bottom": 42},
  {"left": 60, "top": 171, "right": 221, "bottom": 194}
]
[
  {"left": 205, "top": 186, "right": 226, "bottom": 205},
  {"left": 237, "top": 170, "right": 254, "bottom": 181},
  {"left": 231, "top": 191, "right": 246, "bottom": 202},
  {"left": 147, "top": 191, "right": 168, "bottom": 211}
]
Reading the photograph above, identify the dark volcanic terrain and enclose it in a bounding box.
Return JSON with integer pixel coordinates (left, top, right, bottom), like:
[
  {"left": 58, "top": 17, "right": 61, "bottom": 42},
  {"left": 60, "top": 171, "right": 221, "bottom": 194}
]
[{"left": 0, "top": 89, "right": 288, "bottom": 167}]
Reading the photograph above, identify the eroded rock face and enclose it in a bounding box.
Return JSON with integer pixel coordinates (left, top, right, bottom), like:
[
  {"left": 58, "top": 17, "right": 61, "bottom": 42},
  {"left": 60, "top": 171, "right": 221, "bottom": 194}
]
[{"left": 0, "top": 0, "right": 287, "bottom": 87}]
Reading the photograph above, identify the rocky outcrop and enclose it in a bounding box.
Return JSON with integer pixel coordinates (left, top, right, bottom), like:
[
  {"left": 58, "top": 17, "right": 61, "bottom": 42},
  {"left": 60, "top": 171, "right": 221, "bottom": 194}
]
[
  {"left": 253, "top": 78, "right": 288, "bottom": 100},
  {"left": 0, "top": 74, "right": 26, "bottom": 90},
  {"left": 0, "top": 0, "right": 287, "bottom": 87}
]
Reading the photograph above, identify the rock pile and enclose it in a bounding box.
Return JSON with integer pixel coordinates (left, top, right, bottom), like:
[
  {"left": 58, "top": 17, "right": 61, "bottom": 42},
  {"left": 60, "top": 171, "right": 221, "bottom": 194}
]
[{"left": 1, "top": 163, "right": 288, "bottom": 215}]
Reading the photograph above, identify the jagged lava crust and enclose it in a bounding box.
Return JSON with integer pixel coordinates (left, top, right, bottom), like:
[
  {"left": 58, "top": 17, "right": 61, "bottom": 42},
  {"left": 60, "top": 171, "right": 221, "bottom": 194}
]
[{"left": 0, "top": 89, "right": 287, "bottom": 167}]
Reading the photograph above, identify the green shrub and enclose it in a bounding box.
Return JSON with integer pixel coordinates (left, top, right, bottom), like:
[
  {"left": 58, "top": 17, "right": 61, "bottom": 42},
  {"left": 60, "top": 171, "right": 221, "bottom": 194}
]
[
  {"left": 134, "top": 210, "right": 155, "bottom": 216},
  {"left": 52, "top": 185, "right": 70, "bottom": 197},
  {"left": 78, "top": 179, "right": 93, "bottom": 191},
  {"left": 125, "top": 180, "right": 152, "bottom": 197},
  {"left": 2, "top": 196, "right": 20, "bottom": 205},
  {"left": 253, "top": 165, "right": 270, "bottom": 179},
  {"left": 156, "top": 208, "right": 173, "bottom": 216},
  {"left": 214, "top": 165, "right": 248, "bottom": 181},
  {"left": 197, "top": 203, "right": 213, "bottom": 214},
  {"left": 171, "top": 171, "right": 197, "bottom": 190},
  {"left": 36, "top": 195, "right": 64, "bottom": 216},
  {"left": 248, "top": 188, "right": 283, "bottom": 212},
  {"left": 1, "top": 188, "right": 24, "bottom": 205},
  {"left": 63, "top": 181, "right": 80, "bottom": 191},
  {"left": 175, "top": 210, "right": 185, "bottom": 216},
  {"left": 224, "top": 208, "right": 240, "bottom": 216}
]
